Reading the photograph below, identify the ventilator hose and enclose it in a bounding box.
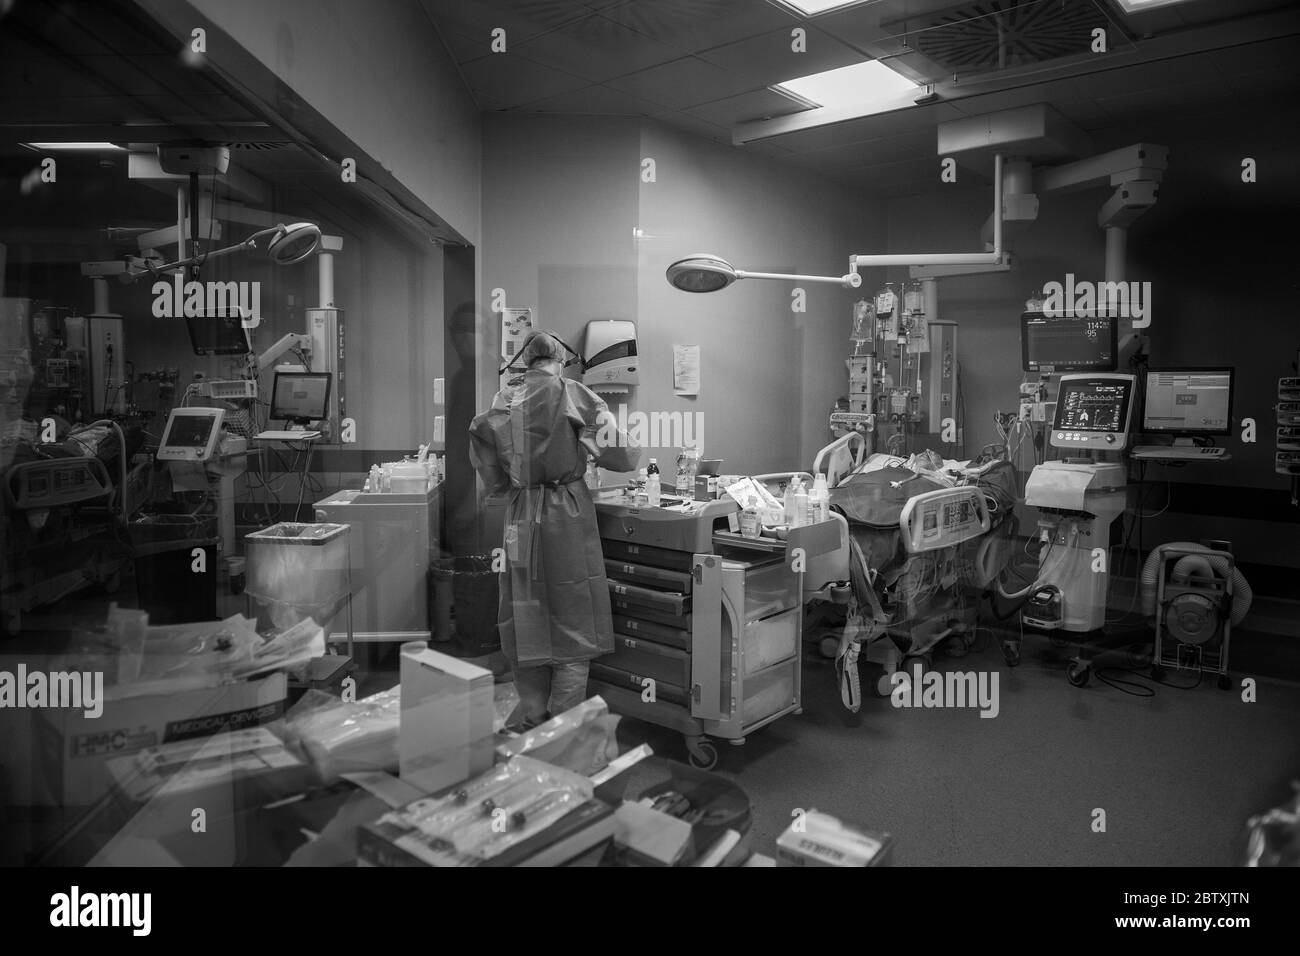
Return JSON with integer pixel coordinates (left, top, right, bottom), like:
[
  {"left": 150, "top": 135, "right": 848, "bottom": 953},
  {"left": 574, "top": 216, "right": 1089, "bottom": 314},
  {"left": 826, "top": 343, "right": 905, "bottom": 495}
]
[{"left": 1139, "top": 542, "right": 1252, "bottom": 625}]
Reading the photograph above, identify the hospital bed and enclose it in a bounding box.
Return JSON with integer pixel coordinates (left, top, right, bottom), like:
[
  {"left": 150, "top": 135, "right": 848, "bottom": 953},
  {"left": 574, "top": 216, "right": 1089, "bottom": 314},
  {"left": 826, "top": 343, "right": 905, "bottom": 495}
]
[
  {"left": 759, "top": 432, "right": 1020, "bottom": 710},
  {"left": 1, "top": 419, "right": 140, "bottom": 635}
]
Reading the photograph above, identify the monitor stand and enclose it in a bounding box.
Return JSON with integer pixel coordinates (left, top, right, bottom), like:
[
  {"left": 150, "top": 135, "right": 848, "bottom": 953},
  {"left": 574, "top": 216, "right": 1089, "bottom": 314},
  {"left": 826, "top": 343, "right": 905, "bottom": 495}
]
[{"left": 1170, "top": 437, "right": 1199, "bottom": 449}]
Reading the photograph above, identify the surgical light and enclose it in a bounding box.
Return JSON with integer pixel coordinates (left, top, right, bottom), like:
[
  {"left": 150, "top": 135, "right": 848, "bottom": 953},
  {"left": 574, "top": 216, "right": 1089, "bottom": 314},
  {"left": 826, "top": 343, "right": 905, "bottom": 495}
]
[
  {"left": 666, "top": 255, "right": 739, "bottom": 293},
  {"left": 130, "top": 222, "right": 322, "bottom": 280},
  {"left": 665, "top": 254, "right": 859, "bottom": 293}
]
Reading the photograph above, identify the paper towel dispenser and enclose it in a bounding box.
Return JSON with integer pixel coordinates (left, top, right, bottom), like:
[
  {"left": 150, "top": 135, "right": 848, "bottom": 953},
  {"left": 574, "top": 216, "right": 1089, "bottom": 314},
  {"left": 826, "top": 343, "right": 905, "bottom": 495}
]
[{"left": 583, "top": 319, "right": 638, "bottom": 393}]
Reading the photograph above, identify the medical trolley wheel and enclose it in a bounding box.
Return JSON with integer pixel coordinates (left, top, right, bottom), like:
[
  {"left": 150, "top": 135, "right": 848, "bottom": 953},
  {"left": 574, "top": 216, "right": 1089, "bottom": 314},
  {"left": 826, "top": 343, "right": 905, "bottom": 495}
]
[
  {"left": 1066, "top": 660, "right": 1091, "bottom": 687},
  {"left": 686, "top": 736, "right": 719, "bottom": 771},
  {"left": 1001, "top": 640, "right": 1021, "bottom": 667}
]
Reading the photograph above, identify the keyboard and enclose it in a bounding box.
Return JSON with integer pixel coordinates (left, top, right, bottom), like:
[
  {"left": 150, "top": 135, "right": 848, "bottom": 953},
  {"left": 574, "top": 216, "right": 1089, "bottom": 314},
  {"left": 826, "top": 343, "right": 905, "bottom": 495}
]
[
  {"left": 1130, "top": 445, "right": 1225, "bottom": 460},
  {"left": 255, "top": 430, "right": 321, "bottom": 441}
]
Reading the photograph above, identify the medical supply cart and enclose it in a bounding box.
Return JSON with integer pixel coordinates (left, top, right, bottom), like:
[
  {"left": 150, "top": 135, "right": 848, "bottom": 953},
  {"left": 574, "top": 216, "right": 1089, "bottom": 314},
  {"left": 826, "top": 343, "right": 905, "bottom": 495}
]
[
  {"left": 590, "top": 493, "right": 837, "bottom": 769},
  {"left": 313, "top": 483, "right": 441, "bottom": 645}
]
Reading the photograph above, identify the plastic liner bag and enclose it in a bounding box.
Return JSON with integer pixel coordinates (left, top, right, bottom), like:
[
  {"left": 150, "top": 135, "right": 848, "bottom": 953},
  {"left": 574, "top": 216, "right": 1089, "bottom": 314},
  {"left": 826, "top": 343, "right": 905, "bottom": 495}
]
[
  {"left": 375, "top": 754, "right": 594, "bottom": 863},
  {"left": 105, "top": 604, "right": 259, "bottom": 695},
  {"left": 282, "top": 686, "right": 401, "bottom": 783},
  {"left": 495, "top": 695, "right": 621, "bottom": 776}
]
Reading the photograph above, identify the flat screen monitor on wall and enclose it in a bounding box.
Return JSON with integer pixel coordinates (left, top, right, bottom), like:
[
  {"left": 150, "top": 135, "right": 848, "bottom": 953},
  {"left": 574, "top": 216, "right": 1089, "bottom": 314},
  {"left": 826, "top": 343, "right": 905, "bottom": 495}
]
[{"left": 1021, "top": 312, "right": 1118, "bottom": 373}]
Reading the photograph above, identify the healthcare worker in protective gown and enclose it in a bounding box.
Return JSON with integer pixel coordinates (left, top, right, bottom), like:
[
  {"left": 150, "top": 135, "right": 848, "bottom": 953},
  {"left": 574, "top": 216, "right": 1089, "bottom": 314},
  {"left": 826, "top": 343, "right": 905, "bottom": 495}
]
[{"left": 469, "top": 330, "right": 640, "bottom": 729}]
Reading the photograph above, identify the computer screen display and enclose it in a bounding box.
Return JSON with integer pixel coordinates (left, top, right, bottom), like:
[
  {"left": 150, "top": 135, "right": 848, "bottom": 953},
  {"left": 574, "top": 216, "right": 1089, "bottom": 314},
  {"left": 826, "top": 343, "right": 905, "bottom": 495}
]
[
  {"left": 1142, "top": 368, "right": 1233, "bottom": 436},
  {"left": 270, "top": 372, "right": 331, "bottom": 423},
  {"left": 163, "top": 413, "right": 218, "bottom": 449},
  {"left": 1021, "top": 313, "right": 1118, "bottom": 373},
  {"left": 1051, "top": 374, "right": 1136, "bottom": 451},
  {"left": 157, "top": 407, "right": 224, "bottom": 461},
  {"left": 185, "top": 310, "right": 251, "bottom": 356}
]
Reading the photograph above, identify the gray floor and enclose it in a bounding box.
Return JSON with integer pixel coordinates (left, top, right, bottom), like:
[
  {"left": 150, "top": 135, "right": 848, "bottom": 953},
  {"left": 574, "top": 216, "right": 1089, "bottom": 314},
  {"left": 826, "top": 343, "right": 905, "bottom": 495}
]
[
  {"left": 623, "top": 631, "right": 1300, "bottom": 866},
  {"left": 5, "top": 584, "right": 1298, "bottom": 866}
]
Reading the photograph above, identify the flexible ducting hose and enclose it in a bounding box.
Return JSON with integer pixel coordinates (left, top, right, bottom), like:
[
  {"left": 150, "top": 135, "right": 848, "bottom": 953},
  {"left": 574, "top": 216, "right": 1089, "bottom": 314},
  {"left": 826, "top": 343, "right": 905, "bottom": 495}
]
[{"left": 1140, "top": 542, "right": 1252, "bottom": 625}]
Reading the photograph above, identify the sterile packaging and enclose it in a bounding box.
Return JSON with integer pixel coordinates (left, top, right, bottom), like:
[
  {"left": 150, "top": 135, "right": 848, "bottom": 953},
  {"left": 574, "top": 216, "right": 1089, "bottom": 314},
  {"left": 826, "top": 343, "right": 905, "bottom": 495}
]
[
  {"left": 776, "top": 809, "right": 894, "bottom": 867},
  {"left": 359, "top": 754, "right": 611, "bottom": 866},
  {"left": 282, "top": 686, "right": 402, "bottom": 782},
  {"left": 399, "top": 645, "right": 494, "bottom": 793},
  {"left": 103, "top": 605, "right": 259, "bottom": 694},
  {"left": 106, "top": 726, "right": 310, "bottom": 805},
  {"left": 495, "top": 695, "right": 621, "bottom": 776}
]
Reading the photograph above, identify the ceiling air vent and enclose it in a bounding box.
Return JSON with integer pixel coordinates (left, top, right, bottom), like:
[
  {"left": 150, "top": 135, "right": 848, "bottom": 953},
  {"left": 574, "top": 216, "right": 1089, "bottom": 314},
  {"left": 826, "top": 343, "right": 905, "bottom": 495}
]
[{"left": 884, "top": 0, "right": 1125, "bottom": 77}]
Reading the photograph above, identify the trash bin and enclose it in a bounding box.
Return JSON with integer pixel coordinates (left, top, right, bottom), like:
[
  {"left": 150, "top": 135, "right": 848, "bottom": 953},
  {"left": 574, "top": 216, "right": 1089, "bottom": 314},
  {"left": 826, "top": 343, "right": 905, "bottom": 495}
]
[
  {"left": 245, "top": 522, "right": 351, "bottom": 632},
  {"left": 430, "top": 555, "right": 500, "bottom": 655},
  {"left": 130, "top": 514, "right": 219, "bottom": 624}
]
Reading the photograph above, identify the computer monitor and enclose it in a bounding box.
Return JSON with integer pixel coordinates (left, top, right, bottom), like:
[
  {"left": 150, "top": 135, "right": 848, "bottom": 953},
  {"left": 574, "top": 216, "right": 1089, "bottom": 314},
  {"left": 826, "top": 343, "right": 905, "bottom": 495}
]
[
  {"left": 1050, "top": 373, "right": 1136, "bottom": 452},
  {"left": 1021, "top": 312, "right": 1118, "bottom": 373},
  {"left": 270, "top": 371, "right": 331, "bottom": 425},
  {"left": 1142, "top": 368, "right": 1234, "bottom": 438},
  {"left": 156, "top": 407, "right": 225, "bottom": 462},
  {"left": 185, "top": 310, "right": 251, "bottom": 356}
]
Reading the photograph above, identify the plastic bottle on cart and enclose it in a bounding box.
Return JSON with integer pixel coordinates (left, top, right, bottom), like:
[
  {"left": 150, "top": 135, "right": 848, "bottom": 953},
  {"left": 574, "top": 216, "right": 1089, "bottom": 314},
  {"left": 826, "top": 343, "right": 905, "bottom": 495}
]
[
  {"left": 791, "top": 478, "right": 808, "bottom": 528},
  {"left": 740, "top": 497, "right": 762, "bottom": 539},
  {"left": 646, "top": 459, "right": 661, "bottom": 507},
  {"left": 810, "top": 473, "right": 829, "bottom": 524},
  {"left": 783, "top": 479, "right": 797, "bottom": 526},
  {"left": 675, "top": 444, "right": 698, "bottom": 496},
  {"left": 634, "top": 468, "right": 649, "bottom": 505}
]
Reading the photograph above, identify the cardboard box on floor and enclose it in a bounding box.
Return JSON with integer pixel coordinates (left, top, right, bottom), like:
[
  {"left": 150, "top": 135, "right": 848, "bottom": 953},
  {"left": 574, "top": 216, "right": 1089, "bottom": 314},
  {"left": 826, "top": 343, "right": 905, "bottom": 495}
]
[
  {"left": 35, "top": 673, "right": 287, "bottom": 808},
  {"left": 399, "top": 647, "right": 493, "bottom": 794},
  {"left": 776, "top": 809, "right": 894, "bottom": 867}
]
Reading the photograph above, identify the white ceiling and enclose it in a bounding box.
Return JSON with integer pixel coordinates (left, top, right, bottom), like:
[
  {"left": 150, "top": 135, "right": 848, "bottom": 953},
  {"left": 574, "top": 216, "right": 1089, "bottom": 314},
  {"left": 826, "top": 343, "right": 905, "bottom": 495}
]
[{"left": 421, "top": 0, "right": 1300, "bottom": 196}]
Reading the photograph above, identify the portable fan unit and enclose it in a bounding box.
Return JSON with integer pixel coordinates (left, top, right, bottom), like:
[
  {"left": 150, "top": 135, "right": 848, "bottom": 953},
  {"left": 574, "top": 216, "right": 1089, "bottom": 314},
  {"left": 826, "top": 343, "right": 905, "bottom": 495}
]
[{"left": 1141, "top": 543, "right": 1252, "bottom": 690}]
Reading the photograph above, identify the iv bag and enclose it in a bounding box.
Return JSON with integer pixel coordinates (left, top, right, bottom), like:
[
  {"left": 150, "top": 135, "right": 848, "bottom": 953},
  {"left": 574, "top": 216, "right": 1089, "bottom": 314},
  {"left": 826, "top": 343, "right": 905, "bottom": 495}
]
[{"left": 851, "top": 300, "right": 875, "bottom": 344}]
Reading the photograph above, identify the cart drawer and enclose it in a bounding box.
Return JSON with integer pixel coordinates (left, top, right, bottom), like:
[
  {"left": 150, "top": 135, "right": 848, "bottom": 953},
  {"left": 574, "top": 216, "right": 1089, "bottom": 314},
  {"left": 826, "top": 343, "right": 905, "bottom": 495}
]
[
  {"left": 605, "top": 559, "right": 692, "bottom": 593},
  {"left": 607, "top": 580, "right": 690, "bottom": 616},
  {"left": 613, "top": 614, "right": 690, "bottom": 651},
  {"left": 601, "top": 539, "right": 693, "bottom": 573},
  {"left": 741, "top": 658, "right": 798, "bottom": 726},
  {"left": 611, "top": 598, "right": 691, "bottom": 631},
  {"left": 605, "top": 636, "right": 691, "bottom": 688},
  {"left": 736, "top": 558, "right": 799, "bottom": 622},
  {"left": 742, "top": 608, "right": 798, "bottom": 677},
  {"left": 589, "top": 662, "right": 689, "bottom": 707}
]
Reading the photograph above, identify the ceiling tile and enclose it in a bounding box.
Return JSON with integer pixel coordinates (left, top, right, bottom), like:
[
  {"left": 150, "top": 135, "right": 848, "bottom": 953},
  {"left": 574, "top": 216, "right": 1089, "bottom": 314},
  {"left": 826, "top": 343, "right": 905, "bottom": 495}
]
[
  {"left": 421, "top": 0, "right": 596, "bottom": 46},
  {"left": 508, "top": 13, "right": 680, "bottom": 81},
  {"left": 459, "top": 54, "right": 591, "bottom": 106},
  {"left": 684, "top": 87, "right": 813, "bottom": 126},
  {"left": 696, "top": 25, "right": 866, "bottom": 89},
  {"left": 606, "top": 55, "right": 761, "bottom": 109},
  {"left": 603, "top": 0, "right": 798, "bottom": 59}
]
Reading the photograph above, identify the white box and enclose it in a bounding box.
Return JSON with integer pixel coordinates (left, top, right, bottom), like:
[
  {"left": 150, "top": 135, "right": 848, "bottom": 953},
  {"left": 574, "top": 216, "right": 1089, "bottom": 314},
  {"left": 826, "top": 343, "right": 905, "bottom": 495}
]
[
  {"left": 777, "top": 810, "right": 894, "bottom": 867},
  {"left": 399, "top": 648, "right": 493, "bottom": 794},
  {"left": 36, "top": 673, "right": 287, "bottom": 807}
]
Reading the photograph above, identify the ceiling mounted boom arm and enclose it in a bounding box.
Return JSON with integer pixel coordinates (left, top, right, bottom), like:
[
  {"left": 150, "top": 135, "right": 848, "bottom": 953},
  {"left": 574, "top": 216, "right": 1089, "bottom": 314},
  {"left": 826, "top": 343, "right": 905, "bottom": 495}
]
[{"left": 666, "top": 156, "right": 1009, "bottom": 294}]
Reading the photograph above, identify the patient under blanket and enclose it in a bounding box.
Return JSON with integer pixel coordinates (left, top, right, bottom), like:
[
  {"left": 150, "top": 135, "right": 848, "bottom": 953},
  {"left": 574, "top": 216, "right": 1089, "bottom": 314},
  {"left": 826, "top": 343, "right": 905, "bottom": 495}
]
[{"left": 827, "top": 453, "right": 1018, "bottom": 711}]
